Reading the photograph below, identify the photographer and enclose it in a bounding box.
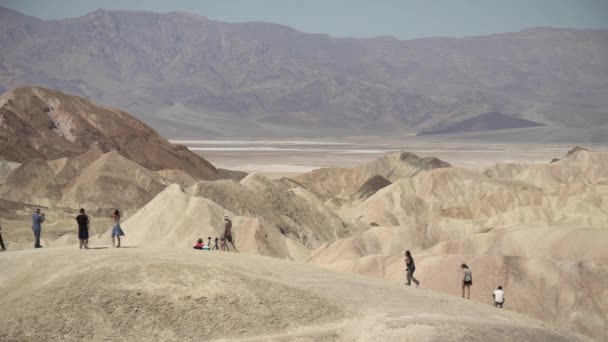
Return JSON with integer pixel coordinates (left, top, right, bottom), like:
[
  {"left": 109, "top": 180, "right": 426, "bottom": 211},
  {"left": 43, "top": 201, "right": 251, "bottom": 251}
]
[{"left": 32, "top": 208, "right": 45, "bottom": 248}]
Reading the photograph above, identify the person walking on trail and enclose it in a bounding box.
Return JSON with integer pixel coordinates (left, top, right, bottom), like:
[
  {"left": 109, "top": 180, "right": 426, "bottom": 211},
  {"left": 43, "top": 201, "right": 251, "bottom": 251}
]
[
  {"left": 110, "top": 209, "right": 125, "bottom": 248},
  {"left": 461, "top": 264, "right": 473, "bottom": 299},
  {"left": 0, "top": 222, "right": 6, "bottom": 251},
  {"left": 32, "top": 209, "right": 45, "bottom": 248},
  {"left": 76, "top": 208, "right": 90, "bottom": 249},
  {"left": 493, "top": 286, "right": 505, "bottom": 308},
  {"left": 404, "top": 250, "right": 420, "bottom": 287},
  {"left": 222, "top": 215, "right": 235, "bottom": 251}
]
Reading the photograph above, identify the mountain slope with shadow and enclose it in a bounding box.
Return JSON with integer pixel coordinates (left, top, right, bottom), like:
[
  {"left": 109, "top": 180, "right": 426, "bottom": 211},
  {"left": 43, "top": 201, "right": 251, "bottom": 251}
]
[{"left": 418, "top": 112, "right": 545, "bottom": 135}]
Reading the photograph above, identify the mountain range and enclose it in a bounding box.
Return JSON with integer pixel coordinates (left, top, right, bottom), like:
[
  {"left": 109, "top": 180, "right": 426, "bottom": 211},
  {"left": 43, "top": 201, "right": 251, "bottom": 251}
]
[{"left": 1, "top": 7, "right": 607, "bottom": 141}]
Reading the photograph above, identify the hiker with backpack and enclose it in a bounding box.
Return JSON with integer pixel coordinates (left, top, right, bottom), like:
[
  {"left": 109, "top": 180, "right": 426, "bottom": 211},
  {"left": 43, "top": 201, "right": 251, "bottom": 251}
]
[{"left": 461, "top": 264, "right": 473, "bottom": 299}]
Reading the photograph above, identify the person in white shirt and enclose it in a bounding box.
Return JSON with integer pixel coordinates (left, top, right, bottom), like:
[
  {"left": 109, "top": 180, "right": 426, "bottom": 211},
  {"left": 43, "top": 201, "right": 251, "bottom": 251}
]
[
  {"left": 493, "top": 286, "right": 505, "bottom": 308},
  {"left": 461, "top": 264, "right": 473, "bottom": 299}
]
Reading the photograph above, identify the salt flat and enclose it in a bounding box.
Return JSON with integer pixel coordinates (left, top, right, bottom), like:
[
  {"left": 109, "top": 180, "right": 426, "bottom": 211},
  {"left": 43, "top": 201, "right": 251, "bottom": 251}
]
[{"left": 177, "top": 137, "right": 608, "bottom": 174}]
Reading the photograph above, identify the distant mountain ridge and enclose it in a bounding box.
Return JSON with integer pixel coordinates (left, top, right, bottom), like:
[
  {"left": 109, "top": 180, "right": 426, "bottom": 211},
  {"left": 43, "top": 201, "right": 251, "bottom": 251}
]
[{"left": 0, "top": 7, "right": 607, "bottom": 140}]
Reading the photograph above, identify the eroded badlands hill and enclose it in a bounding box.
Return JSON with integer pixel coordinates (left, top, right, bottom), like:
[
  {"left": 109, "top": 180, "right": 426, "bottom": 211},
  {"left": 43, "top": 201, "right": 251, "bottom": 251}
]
[
  {"left": 308, "top": 148, "right": 608, "bottom": 339},
  {"left": 0, "top": 86, "right": 219, "bottom": 179}
]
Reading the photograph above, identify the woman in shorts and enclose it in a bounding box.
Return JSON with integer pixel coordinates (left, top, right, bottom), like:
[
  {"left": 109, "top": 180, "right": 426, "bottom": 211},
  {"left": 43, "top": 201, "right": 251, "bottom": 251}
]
[{"left": 110, "top": 209, "right": 125, "bottom": 248}]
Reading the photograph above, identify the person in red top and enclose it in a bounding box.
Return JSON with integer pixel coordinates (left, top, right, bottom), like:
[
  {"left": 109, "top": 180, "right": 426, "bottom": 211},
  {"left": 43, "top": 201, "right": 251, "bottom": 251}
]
[{"left": 193, "top": 238, "right": 204, "bottom": 250}]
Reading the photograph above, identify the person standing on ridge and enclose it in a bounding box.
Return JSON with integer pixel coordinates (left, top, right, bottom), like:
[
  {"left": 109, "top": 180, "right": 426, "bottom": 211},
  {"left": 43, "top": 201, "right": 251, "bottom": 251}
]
[
  {"left": 404, "top": 250, "right": 420, "bottom": 287},
  {"left": 493, "top": 286, "right": 505, "bottom": 308},
  {"left": 0, "top": 222, "right": 6, "bottom": 251},
  {"left": 76, "top": 208, "right": 90, "bottom": 249},
  {"left": 222, "top": 215, "right": 235, "bottom": 251},
  {"left": 461, "top": 264, "right": 473, "bottom": 299},
  {"left": 32, "top": 208, "right": 45, "bottom": 248}
]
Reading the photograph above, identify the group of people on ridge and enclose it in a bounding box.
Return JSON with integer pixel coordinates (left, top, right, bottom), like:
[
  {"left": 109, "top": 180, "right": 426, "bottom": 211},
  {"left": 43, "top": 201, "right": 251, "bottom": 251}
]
[
  {"left": 25, "top": 208, "right": 232, "bottom": 252},
  {"left": 404, "top": 251, "right": 506, "bottom": 308},
  {"left": 25, "top": 208, "right": 125, "bottom": 250},
  {"left": 193, "top": 215, "right": 235, "bottom": 251}
]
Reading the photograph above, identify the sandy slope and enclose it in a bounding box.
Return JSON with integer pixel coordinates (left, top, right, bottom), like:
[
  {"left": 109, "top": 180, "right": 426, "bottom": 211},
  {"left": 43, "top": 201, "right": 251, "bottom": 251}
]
[{"left": 0, "top": 248, "right": 588, "bottom": 342}]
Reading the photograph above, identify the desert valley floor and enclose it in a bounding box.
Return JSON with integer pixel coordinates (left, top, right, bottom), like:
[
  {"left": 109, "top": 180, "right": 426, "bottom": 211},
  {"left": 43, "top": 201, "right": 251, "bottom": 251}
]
[{"left": 181, "top": 138, "right": 603, "bottom": 175}]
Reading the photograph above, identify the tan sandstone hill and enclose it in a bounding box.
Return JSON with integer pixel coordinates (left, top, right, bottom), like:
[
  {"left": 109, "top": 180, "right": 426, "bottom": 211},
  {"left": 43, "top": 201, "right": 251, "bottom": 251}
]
[
  {"left": 294, "top": 151, "right": 451, "bottom": 200},
  {"left": 99, "top": 173, "right": 361, "bottom": 260},
  {"left": 0, "top": 86, "right": 220, "bottom": 180},
  {"left": 484, "top": 148, "right": 608, "bottom": 188}
]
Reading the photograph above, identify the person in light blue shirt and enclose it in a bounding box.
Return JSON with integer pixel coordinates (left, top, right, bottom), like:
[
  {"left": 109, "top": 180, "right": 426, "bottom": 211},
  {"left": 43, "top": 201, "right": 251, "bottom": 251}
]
[{"left": 32, "top": 209, "right": 45, "bottom": 248}]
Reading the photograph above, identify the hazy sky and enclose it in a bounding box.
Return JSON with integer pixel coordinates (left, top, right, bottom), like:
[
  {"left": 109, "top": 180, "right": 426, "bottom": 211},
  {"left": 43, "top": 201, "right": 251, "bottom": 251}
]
[{"left": 2, "top": 0, "right": 607, "bottom": 39}]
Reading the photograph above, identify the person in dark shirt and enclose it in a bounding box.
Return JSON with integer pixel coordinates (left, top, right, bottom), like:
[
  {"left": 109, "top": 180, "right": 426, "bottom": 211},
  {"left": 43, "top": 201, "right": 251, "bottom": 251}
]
[
  {"left": 404, "top": 250, "right": 420, "bottom": 287},
  {"left": 76, "top": 208, "right": 90, "bottom": 249}
]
